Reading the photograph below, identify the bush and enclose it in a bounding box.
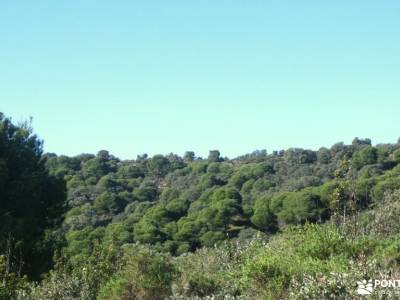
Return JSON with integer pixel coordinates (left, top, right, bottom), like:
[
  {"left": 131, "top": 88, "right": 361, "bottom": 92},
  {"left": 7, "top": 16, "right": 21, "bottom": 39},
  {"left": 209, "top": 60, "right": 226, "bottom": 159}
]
[
  {"left": 172, "top": 243, "right": 243, "bottom": 299},
  {"left": 98, "top": 244, "right": 175, "bottom": 300},
  {"left": 239, "top": 224, "right": 387, "bottom": 299}
]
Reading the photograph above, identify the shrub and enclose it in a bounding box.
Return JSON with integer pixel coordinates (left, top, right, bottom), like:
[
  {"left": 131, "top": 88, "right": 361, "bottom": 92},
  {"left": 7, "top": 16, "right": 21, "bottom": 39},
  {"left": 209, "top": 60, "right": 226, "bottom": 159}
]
[{"left": 98, "top": 244, "right": 175, "bottom": 300}]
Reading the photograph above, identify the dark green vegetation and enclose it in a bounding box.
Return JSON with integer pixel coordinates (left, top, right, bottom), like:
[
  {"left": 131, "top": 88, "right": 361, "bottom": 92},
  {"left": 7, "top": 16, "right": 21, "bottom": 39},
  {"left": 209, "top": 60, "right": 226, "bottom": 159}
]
[
  {"left": 1, "top": 113, "right": 399, "bottom": 299},
  {"left": 0, "top": 113, "right": 65, "bottom": 286}
]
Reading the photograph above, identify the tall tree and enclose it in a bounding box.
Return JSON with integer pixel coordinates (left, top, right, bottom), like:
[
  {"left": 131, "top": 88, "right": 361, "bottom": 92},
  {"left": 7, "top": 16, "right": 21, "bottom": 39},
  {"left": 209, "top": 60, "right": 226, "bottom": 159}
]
[{"left": 0, "top": 113, "right": 66, "bottom": 279}]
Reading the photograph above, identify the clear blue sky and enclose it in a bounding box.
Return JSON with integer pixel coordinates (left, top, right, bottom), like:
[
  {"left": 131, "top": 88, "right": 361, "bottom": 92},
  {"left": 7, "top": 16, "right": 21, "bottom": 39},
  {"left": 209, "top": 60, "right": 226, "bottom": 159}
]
[{"left": 1, "top": 1, "right": 399, "bottom": 159}]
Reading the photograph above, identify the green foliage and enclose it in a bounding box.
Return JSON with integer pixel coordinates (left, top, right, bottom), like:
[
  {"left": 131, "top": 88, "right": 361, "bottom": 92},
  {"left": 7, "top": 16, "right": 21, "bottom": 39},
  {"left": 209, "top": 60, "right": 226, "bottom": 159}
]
[
  {"left": 199, "top": 231, "right": 225, "bottom": 247},
  {"left": 391, "top": 148, "right": 400, "bottom": 163},
  {"left": 147, "top": 154, "right": 171, "bottom": 177},
  {"left": 183, "top": 151, "right": 195, "bottom": 162},
  {"left": 0, "top": 255, "right": 30, "bottom": 300},
  {"left": 133, "top": 205, "right": 170, "bottom": 244},
  {"left": 0, "top": 114, "right": 66, "bottom": 279},
  {"left": 172, "top": 244, "right": 244, "bottom": 299},
  {"left": 240, "top": 224, "right": 395, "bottom": 299},
  {"left": 372, "top": 175, "right": 400, "bottom": 202},
  {"left": 277, "top": 189, "right": 326, "bottom": 225},
  {"left": 361, "top": 189, "right": 400, "bottom": 236},
  {"left": 208, "top": 150, "right": 222, "bottom": 163},
  {"left": 98, "top": 244, "right": 175, "bottom": 300},
  {"left": 4, "top": 113, "right": 400, "bottom": 299},
  {"left": 251, "top": 196, "right": 277, "bottom": 232},
  {"left": 269, "top": 188, "right": 328, "bottom": 226},
  {"left": 165, "top": 198, "right": 189, "bottom": 218},
  {"left": 352, "top": 146, "right": 378, "bottom": 170},
  {"left": 22, "top": 243, "right": 123, "bottom": 300}
]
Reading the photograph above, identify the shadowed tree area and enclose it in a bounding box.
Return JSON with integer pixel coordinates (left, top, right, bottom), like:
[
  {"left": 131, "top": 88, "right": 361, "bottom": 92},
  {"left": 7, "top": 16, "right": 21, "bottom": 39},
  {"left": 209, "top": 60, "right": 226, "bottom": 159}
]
[{"left": 0, "top": 113, "right": 66, "bottom": 283}]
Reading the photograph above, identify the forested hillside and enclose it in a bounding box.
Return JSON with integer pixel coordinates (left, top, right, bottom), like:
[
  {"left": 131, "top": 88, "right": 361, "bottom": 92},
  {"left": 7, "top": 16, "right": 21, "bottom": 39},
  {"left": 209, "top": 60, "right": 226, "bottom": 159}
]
[
  {"left": 43, "top": 137, "right": 400, "bottom": 256},
  {"left": 1, "top": 113, "right": 400, "bottom": 299}
]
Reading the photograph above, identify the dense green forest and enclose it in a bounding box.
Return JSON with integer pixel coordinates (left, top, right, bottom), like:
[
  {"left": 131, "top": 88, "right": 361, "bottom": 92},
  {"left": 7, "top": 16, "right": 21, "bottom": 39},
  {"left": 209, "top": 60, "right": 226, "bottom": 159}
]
[{"left": 1, "top": 112, "right": 400, "bottom": 299}]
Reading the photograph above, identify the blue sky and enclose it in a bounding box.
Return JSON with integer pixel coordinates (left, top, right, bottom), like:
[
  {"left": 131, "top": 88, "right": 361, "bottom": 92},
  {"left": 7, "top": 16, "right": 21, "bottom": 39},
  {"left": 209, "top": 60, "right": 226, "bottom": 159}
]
[{"left": 1, "top": 1, "right": 399, "bottom": 159}]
